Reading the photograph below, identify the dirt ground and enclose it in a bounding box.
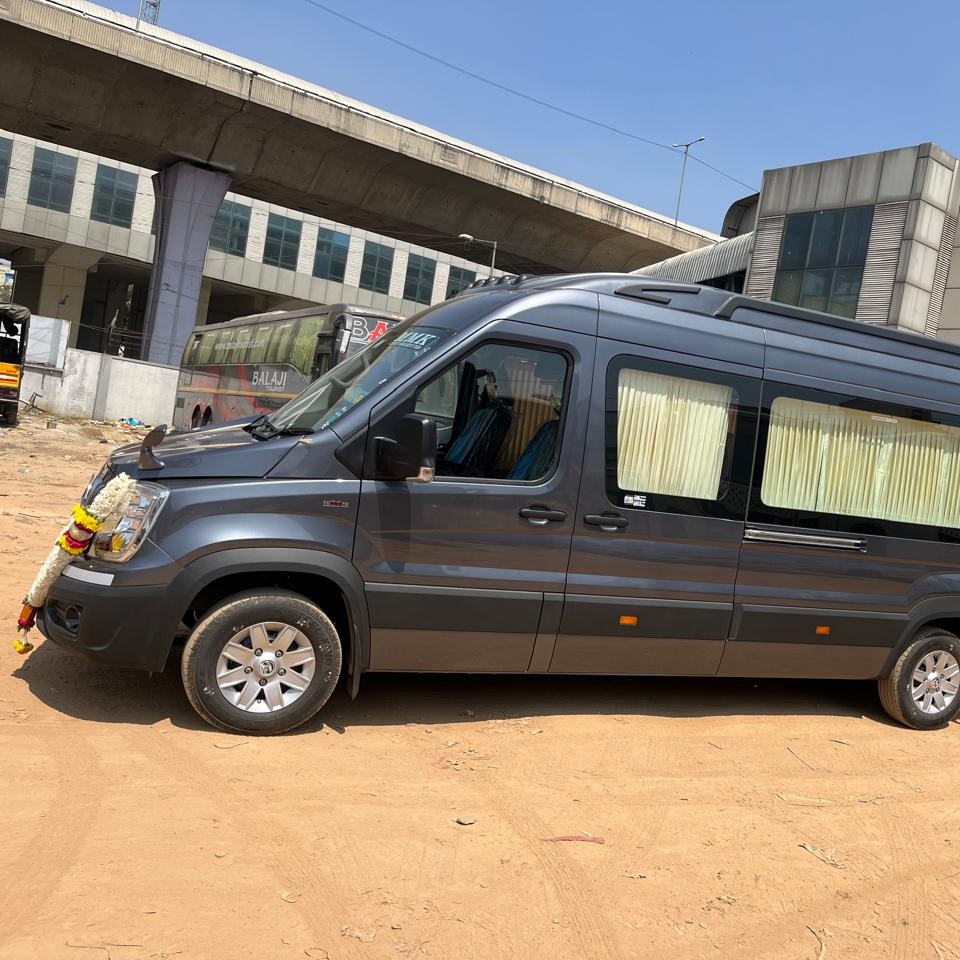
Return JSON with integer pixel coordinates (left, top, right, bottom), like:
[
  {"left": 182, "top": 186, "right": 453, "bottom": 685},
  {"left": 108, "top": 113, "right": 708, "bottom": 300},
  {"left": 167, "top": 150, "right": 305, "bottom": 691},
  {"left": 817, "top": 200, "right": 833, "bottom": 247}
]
[{"left": 2, "top": 412, "right": 960, "bottom": 960}]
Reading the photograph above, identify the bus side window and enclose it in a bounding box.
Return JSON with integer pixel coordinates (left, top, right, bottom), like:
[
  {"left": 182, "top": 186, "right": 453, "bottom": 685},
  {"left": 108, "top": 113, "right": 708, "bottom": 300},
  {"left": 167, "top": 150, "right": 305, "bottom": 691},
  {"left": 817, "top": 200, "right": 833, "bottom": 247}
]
[
  {"left": 266, "top": 322, "right": 295, "bottom": 364},
  {"left": 217, "top": 327, "right": 238, "bottom": 361},
  {"left": 291, "top": 315, "right": 324, "bottom": 375},
  {"left": 195, "top": 331, "right": 216, "bottom": 365},
  {"left": 183, "top": 334, "right": 202, "bottom": 366},
  {"left": 243, "top": 324, "right": 273, "bottom": 365}
]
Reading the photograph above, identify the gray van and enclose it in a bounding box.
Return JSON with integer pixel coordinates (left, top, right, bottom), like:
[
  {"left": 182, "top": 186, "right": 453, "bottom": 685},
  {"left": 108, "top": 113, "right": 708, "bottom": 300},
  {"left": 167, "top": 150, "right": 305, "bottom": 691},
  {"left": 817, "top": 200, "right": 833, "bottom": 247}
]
[{"left": 36, "top": 275, "right": 960, "bottom": 734}]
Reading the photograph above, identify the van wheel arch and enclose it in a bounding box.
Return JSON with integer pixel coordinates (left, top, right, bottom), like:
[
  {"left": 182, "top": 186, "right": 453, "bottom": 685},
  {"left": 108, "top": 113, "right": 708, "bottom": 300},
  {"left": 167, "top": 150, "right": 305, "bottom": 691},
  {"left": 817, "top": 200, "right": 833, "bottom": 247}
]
[
  {"left": 177, "top": 549, "right": 370, "bottom": 697},
  {"left": 880, "top": 614, "right": 960, "bottom": 678}
]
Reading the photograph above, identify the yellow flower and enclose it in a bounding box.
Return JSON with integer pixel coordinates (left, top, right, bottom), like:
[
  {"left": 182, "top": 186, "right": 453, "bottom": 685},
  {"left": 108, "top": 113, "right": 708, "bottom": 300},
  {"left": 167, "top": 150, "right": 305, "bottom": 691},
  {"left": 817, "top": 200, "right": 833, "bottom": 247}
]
[
  {"left": 72, "top": 503, "right": 104, "bottom": 532},
  {"left": 13, "top": 636, "right": 34, "bottom": 655}
]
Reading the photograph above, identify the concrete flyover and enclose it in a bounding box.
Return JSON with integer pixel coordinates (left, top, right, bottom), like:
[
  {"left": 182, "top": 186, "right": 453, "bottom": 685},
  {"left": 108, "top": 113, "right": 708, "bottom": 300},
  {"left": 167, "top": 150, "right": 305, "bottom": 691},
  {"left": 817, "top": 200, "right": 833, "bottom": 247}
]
[{"left": 0, "top": 0, "right": 716, "bottom": 276}]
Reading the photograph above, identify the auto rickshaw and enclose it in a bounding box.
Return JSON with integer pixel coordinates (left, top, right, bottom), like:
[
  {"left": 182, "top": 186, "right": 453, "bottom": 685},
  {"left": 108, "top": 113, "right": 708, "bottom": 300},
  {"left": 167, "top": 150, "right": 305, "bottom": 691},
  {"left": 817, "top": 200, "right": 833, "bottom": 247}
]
[{"left": 0, "top": 303, "right": 30, "bottom": 427}]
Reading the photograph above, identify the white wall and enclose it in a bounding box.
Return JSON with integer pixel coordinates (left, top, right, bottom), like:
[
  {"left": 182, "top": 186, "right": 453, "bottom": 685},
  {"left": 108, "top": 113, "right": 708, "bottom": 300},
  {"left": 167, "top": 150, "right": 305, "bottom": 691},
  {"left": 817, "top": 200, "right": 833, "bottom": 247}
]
[
  {"left": 24, "top": 314, "right": 70, "bottom": 368},
  {"left": 21, "top": 347, "right": 177, "bottom": 425},
  {"left": 97, "top": 355, "right": 179, "bottom": 424}
]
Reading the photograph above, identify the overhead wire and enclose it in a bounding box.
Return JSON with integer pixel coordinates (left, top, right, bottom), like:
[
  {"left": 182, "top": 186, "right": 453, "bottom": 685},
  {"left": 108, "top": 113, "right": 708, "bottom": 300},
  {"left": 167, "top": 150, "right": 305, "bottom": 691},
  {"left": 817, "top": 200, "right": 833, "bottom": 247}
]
[{"left": 302, "top": 0, "right": 758, "bottom": 194}]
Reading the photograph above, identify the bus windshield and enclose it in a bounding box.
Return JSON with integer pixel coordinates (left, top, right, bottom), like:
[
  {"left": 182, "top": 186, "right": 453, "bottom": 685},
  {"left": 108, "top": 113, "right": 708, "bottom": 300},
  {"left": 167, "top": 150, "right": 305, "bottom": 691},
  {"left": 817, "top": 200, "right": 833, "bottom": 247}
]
[{"left": 265, "top": 319, "right": 454, "bottom": 433}]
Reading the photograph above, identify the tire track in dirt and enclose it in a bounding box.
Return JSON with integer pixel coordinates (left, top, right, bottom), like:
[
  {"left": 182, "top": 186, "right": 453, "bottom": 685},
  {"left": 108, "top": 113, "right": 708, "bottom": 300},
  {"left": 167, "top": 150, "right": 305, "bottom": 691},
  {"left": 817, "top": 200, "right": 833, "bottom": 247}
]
[
  {"left": 482, "top": 789, "right": 626, "bottom": 960},
  {"left": 108, "top": 725, "right": 374, "bottom": 960},
  {"left": 881, "top": 806, "right": 930, "bottom": 959},
  {"left": 373, "top": 718, "right": 627, "bottom": 960}
]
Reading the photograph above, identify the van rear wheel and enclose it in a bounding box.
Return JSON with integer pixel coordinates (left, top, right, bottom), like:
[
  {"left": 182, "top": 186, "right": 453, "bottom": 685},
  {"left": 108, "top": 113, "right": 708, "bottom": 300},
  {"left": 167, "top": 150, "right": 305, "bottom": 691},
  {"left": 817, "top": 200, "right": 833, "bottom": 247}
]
[
  {"left": 878, "top": 628, "right": 960, "bottom": 729},
  {"left": 181, "top": 589, "right": 342, "bottom": 735}
]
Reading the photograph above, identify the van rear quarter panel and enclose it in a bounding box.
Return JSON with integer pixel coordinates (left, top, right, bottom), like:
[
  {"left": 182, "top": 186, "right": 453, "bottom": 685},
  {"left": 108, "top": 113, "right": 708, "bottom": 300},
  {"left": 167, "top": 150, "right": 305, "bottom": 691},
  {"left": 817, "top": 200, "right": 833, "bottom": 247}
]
[{"left": 727, "top": 314, "right": 960, "bottom": 679}]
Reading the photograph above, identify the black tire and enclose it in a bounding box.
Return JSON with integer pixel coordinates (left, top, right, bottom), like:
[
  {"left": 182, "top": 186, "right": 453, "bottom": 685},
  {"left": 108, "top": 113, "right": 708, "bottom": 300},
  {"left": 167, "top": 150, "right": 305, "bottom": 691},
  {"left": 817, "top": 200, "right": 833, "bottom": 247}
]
[
  {"left": 2, "top": 403, "right": 17, "bottom": 427},
  {"left": 878, "top": 627, "right": 960, "bottom": 729},
  {"left": 181, "top": 589, "right": 342, "bottom": 735}
]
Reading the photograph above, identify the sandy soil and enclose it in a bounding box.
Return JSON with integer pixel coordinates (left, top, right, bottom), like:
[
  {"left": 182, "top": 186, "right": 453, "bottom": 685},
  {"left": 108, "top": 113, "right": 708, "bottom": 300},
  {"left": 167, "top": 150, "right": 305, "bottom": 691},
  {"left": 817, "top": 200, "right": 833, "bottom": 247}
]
[{"left": 2, "top": 412, "right": 960, "bottom": 960}]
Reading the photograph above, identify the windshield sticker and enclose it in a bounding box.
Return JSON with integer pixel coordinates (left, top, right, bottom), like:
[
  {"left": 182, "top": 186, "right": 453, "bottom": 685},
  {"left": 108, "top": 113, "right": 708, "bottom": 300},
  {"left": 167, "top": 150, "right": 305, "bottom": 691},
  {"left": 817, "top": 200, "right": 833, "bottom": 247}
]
[{"left": 396, "top": 330, "right": 441, "bottom": 349}]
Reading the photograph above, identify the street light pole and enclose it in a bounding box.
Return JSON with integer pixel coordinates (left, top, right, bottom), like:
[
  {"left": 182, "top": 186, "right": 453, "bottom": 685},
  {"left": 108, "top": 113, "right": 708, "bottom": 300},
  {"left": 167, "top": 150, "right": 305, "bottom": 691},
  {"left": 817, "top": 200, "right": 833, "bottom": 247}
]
[
  {"left": 458, "top": 233, "right": 497, "bottom": 277},
  {"left": 673, "top": 136, "right": 704, "bottom": 227}
]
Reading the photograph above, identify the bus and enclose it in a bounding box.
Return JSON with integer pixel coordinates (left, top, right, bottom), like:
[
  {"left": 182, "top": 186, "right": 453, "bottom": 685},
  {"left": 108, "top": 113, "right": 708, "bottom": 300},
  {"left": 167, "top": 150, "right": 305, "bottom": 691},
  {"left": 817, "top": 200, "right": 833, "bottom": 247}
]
[{"left": 173, "top": 303, "right": 401, "bottom": 430}]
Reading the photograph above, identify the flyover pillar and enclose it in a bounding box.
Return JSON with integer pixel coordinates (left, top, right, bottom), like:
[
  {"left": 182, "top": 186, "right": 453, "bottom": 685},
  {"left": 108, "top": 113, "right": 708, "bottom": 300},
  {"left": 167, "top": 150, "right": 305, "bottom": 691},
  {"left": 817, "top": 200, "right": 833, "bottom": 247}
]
[{"left": 143, "top": 162, "right": 230, "bottom": 366}]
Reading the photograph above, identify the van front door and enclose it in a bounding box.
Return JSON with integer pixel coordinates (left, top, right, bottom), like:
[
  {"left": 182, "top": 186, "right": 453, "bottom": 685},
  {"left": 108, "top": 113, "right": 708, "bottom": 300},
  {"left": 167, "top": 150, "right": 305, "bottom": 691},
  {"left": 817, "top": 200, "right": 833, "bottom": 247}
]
[
  {"left": 354, "top": 322, "right": 595, "bottom": 673},
  {"left": 551, "top": 338, "right": 761, "bottom": 675}
]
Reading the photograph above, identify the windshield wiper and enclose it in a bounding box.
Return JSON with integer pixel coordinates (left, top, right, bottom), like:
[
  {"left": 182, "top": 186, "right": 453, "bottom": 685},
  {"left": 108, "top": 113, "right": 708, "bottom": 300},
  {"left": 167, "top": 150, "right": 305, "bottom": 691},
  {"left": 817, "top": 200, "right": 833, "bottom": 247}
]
[{"left": 248, "top": 418, "right": 314, "bottom": 440}]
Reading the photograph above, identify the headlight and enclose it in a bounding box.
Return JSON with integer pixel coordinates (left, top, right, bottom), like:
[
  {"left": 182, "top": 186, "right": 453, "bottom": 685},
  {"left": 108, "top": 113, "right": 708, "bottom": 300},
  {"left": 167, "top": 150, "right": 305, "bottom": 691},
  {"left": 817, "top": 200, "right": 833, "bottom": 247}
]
[{"left": 91, "top": 482, "right": 168, "bottom": 563}]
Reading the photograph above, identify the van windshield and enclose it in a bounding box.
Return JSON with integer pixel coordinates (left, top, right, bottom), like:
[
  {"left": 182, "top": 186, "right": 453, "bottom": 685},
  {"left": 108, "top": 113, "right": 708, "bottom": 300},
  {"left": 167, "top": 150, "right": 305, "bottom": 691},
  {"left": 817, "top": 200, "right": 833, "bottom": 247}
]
[{"left": 264, "top": 319, "right": 454, "bottom": 433}]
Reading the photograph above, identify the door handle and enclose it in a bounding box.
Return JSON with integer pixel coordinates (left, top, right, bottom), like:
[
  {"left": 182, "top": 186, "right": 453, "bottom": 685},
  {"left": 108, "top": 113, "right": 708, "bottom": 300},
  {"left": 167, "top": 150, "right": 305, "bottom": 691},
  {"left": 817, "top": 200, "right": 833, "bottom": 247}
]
[
  {"left": 519, "top": 506, "right": 568, "bottom": 526},
  {"left": 584, "top": 513, "right": 628, "bottom": 531}
]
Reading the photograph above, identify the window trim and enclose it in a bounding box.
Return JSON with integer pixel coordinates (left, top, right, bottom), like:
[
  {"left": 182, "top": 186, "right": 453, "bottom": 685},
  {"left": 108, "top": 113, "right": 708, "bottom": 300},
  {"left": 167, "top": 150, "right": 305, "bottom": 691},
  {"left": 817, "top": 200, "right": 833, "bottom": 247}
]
[
  {"left": 406, "top": 338, "right": 574, "bottom": 487},
  {"left": 359, "top": 240, "right": 394, "bottom": 295},
  {"left": 750, "top": 380, "right": 960, "bottom": 543},
  {"left": 27, "top": 147, "right": 77, "bottom": 214},
  {"left": 774, "top": 205, "right": 874, "bottom": 318},
  {"left": 209, "top": 200, "right": 251, "bottom": 258},
  {"left": 263, "top": 213, "right": 303, "bottom": 271},
  {"left": 446, "top": 265, "right": 477, "bottom": 299},
  {"left": 313, "top": 227, "right": 350, "bottom": 282},
  {"left": 0, "top": 138, "right": 13, "bottom": 199},
  {"left": 605, "top": 354, "right": 760, "bottom": 521},
  {"left": 403, "top": 253, "right": 437, "bottom": 305},
  {"left": 90, "top": 164, "right": 138, "bottom": 228}
]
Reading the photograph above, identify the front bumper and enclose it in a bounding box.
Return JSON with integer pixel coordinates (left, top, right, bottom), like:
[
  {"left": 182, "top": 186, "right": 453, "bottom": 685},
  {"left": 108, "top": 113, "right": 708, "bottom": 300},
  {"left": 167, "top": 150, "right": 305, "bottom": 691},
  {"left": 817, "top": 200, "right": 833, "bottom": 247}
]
[{"left": 35, "top": 543, "right": 197, "bottom": 672}]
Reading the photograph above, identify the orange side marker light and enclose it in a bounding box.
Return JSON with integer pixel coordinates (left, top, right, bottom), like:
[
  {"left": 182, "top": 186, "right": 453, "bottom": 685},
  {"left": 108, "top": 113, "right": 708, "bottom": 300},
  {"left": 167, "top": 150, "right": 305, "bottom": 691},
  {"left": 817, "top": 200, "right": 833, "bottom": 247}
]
[
  {"left": 815, "top": 625, "right": 831, "bottom": 636},
  {"left": 620, "top": 615, "right": 638, "bottom": 626}
]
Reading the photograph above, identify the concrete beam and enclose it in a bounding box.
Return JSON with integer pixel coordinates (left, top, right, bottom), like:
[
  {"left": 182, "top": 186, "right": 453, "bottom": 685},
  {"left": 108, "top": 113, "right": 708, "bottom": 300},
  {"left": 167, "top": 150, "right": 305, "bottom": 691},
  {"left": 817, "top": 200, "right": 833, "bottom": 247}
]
[{"left": 0, "top": 0, "right": 716, "bottom": 274}]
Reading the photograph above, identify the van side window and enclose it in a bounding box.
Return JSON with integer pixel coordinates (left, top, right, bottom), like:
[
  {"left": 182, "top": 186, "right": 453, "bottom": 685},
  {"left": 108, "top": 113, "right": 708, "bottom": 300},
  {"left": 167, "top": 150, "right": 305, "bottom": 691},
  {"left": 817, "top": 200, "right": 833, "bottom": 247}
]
[
  {"left": 761, "top": 395, "right": 960, "bottom": 528},
  {"left": 415, "top": 343, "right": 569, "bottom": 482},
  {"left": 606, "top": 356, "right": 758, "bottom": 519},
  {"left": 618, "top": 369, "right": 733, "bottom": 500}
]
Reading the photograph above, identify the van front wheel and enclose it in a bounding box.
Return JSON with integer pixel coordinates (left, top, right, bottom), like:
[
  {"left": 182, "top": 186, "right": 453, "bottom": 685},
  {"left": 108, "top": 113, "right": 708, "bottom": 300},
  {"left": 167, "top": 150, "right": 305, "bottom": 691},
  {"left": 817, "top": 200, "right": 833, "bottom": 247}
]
[
  {"left": 181, "top": 589, "right": 342, "bottom": 735},
  {"left": 879, "top": 627, "right": 960, "bottom": 729}
]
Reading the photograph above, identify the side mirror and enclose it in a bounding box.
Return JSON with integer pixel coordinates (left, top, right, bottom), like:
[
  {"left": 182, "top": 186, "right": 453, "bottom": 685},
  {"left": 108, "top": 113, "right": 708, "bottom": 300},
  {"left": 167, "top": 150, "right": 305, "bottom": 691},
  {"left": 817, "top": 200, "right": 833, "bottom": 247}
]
[{"left": 376, "top": 414, "right": 437, "bottom": 482}]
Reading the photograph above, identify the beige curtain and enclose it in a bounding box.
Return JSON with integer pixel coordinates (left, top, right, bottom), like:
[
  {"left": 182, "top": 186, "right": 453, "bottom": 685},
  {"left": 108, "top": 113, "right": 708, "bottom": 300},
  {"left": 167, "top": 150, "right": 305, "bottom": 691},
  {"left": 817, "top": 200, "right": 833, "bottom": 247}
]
[
  {"left": 617, "top": 369, "right": 734, "bottom": 500},
  {"left": 761, "top": 397, "right": 960, "bottom": 527},
  {"left": 497, "top": 361, "right": 556, "bottom": 469}
]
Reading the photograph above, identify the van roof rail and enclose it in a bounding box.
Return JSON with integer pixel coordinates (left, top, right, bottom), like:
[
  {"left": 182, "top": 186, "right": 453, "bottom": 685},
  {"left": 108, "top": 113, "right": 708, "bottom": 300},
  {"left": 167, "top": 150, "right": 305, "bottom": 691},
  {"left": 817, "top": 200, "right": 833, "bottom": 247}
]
[
  {"left": 715, "top": 293, "right": 960, "bottom": 360},
  {"left": 614, "top": 281, "right": 704, "bottom": 306}
]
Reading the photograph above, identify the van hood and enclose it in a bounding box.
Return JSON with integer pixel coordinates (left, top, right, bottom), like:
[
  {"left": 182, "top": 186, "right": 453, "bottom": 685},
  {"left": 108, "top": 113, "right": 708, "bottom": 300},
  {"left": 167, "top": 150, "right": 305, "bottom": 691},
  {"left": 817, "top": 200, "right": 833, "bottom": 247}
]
[{"left": 108, "top": 424, "right": 302, "bottom": 480}]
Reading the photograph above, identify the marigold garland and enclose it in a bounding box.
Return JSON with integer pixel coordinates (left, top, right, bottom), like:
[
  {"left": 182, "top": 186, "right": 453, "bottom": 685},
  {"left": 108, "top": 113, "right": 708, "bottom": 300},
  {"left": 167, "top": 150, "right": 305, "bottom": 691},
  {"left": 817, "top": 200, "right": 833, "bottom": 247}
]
[{"left": 14, "top": 473, "right": 135, "bottom": 655}]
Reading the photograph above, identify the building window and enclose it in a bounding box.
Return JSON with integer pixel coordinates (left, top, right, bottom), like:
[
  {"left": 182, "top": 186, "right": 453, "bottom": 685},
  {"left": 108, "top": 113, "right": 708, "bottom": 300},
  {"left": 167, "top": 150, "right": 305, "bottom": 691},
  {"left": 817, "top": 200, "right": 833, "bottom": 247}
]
[
  {"left": 28, "top": 147, "right": 77, "bottom": 213},
  {"left": 263, "top": 213, "right": 302, "bottom": 271},
  {"left": 209, "top": 200, "right": 251, "bottom": 258},
  {"left": 761, "top": 395, "right": 960, "bottom": 529},
  {"left": 90, "top": 165, "right": 138, "bottom": 228},
  {"left": 360, "top": 241, "right": 394, "bottom": 294},
  {"left": 403, "top": 253, "right": 436, "bottom": 304},
  {"left": 0, "top": 138, "right": 12, "bottom": 198},
  {"left": 446, "top": 265, "right": 476, "bottom": 298},
  {"left": 772, "top": 206, "right": 874, "bottom": 318},
  {"left": 313, "top": 227, "right": 350, "bottom": 282}
]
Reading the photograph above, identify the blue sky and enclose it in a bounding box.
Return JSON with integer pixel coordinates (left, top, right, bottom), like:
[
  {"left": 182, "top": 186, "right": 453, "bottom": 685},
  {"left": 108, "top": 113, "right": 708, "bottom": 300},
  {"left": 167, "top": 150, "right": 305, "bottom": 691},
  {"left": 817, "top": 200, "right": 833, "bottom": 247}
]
[{"left": 112, "top": 0, "right": 957, "bottom": 234}]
